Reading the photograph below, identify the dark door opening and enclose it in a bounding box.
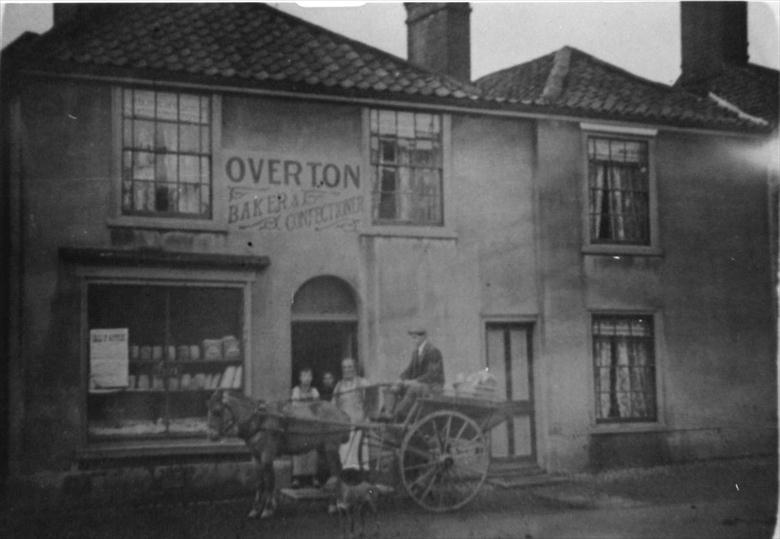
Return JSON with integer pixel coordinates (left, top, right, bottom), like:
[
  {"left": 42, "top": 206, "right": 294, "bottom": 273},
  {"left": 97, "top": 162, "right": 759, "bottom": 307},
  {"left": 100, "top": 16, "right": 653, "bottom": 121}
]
[{"left": 291, "top": 321, "right": 357, "bottom": 392}]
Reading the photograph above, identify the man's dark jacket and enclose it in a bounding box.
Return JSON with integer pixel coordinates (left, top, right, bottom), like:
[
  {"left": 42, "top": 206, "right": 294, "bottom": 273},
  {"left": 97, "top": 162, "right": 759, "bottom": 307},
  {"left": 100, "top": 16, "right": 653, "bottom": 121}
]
[{"left": 401, "top": 341, "right": 444, "bottom": 386}]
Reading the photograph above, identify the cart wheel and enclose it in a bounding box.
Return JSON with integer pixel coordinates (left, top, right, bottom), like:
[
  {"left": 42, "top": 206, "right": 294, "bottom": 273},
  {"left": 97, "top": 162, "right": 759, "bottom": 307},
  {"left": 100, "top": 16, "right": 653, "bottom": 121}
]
[{"left": 399, "top": 410, "right": 489, "bottom": 512}]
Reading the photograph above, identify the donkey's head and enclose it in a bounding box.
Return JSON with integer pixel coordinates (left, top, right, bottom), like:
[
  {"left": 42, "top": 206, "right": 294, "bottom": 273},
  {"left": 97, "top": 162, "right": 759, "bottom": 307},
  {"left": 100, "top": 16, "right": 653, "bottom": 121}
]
[{"left": 207, "top": 390, "right": 268, "bottom": 441}]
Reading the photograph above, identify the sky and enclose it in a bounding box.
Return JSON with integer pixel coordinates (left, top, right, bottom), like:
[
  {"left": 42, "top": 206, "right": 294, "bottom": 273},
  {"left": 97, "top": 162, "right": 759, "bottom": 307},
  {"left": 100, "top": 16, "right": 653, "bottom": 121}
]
[{"left": 1, "top": 1, "right": 778, "bottom": 85}]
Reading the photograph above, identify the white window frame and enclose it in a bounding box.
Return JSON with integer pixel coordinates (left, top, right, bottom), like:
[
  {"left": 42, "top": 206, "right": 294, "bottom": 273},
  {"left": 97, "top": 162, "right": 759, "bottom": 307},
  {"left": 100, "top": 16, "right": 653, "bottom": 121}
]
[
  {"left": 580, "top": 123, "right": 661, "bottom": 256},
  {"left": 107, "top": 87, "right": 227, "bottom": 232},
  {"left": 359, "top": 108, "right": 456, "bottom": 240}
]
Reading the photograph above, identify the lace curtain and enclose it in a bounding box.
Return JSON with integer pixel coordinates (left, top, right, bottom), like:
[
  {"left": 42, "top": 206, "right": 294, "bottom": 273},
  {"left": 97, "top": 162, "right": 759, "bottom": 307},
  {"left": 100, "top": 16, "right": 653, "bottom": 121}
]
[
  {"left": 594, "top": 317, "right": 655, "bottom": 421},
  {"left": 589, "top": 138, "right": 649, "bottom": 243}
]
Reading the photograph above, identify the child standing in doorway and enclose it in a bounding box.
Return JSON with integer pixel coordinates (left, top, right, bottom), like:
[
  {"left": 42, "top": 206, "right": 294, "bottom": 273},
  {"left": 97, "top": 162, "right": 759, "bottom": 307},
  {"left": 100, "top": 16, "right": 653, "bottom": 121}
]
[{"left": 291, "top": 366, "right": 320, "bottom": 488}]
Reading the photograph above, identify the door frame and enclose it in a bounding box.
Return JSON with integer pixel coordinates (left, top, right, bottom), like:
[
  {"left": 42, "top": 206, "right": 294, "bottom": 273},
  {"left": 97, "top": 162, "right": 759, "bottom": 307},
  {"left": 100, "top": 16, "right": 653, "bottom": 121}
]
[{"left": 483, "top": 319, "right": 537, "bottom": 464}]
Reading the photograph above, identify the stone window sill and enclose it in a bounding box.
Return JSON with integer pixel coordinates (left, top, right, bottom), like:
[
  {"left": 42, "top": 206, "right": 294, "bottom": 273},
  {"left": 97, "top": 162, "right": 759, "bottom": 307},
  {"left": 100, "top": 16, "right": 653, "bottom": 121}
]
[
  {"left": 582, "top": 244, "right": 663, "bottom": 257},
  {"left": 359, "top": 224, "right": 458, "bottom": 240}
]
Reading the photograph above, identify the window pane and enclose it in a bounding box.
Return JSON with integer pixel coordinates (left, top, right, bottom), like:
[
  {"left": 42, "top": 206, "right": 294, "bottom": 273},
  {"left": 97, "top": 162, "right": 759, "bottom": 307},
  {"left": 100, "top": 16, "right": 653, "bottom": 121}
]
[
  {"left": 200, "top": 127, "right": 211, "bottom": 153},
  {"left": 199, "top": 96, "right": 210, "bottom": 124},
  {"left": 122, "top": 150, "right": 133, "bottom": 181},
  {"left": 397, "top": 112, "right": 415, "bottom": 138},
  {"left": 397, "top": 167, "right": 412, "bottom": 221},
  {"left": 379, "top": 139, "right": 396, "bottom": 163},
  {"left": 122, "top": 117, "right": 132, "bottom": 145},
  {"left": 369, "top": 108, "right": 378, "bottom": 133},
  {"left": 133, "top": 90, "right": 156, "bottom": 119},
  {"left": 178, "top": 184, "right": 201, "bottom": 214},
  {"left": 378, "top": 110, "right": 396, "bottom": 134},
  {"left": 180, "top": 94, "right": 200, "bottom": 123},
  {"left": 122, "top": 180, "right": 132, "bottom": 211},
  {"left": 378, "top": 168, "right": 397, "bottom": 220},
  {"left": 154, "top": 184, "right": 176, "bottom": 212},
  {"left": 156, "top": 153, "right": 177, "bottom": 183},
  {"left": 412, "top": 139, "right": 434, "bottom": 167},
  {"left": 200, "top": 187, "right": 211, "bottom": 216},
  {"left": 133, "top": 120, "right": 155, "bottom": 150},
  {"left": 156, "top": 92, "right": 178, "bottom": 121},
  {"left": 415, "top": 113, "right": 439, "bottom": 138},
  {"left": 397, "top": 138, "right": 411, "bottom": 166},
  {"left": 123, "top": 89, "right": 133, "bottom": 116},
  {"left": 133, "top": 151, "right": 155, "bottom": 180},
  {"left": 200, "top": 157, "right": 210, "bottom": 184},
  {"left": 590, "top": 138, "right": 611, "bottom": 161},
  {"left": 156, "top": 122, "right": 178, "bottom": 152},
  {"left": 133, "top": 180, "right": 154, "bottom": 211},
  {"left": 180, "top": 155, "right": 199, "bottom": 183},
  {"left": 180, "top": 124, "right": 200, "bottom": 153}
]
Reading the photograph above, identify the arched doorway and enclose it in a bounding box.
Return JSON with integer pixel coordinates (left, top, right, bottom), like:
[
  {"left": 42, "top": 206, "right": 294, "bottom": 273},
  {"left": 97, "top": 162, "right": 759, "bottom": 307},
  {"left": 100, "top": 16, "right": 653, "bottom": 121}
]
[{"left": 291, "top": 276, "right": 358, "bottom": 392}]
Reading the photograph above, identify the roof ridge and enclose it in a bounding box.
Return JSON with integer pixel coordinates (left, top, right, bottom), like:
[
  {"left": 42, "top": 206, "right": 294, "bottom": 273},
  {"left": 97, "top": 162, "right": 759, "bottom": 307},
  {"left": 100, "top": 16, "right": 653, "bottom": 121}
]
[
  {"left": 474, "top": 48, "right": 558, "bottom": 84},
  {"left": 539, "top": 46, "right": 571, "bottom": 103}
]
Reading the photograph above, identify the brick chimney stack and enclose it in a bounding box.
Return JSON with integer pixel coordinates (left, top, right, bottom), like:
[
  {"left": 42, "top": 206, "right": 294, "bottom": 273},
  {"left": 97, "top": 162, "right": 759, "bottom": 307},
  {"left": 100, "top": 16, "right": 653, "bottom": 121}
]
[
  {"left": 679, "top": 1, "right": 749, "bottom": 84},
  {"left": 405, "top": 3, "right": 471, "bottom": 82}
]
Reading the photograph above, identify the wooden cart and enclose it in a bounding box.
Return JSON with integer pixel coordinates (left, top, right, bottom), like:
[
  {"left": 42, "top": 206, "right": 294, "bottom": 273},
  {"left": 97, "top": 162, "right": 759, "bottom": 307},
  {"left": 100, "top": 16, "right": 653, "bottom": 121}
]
[{"left": 341, "top": 384, "right": 509, "bottom": 512}]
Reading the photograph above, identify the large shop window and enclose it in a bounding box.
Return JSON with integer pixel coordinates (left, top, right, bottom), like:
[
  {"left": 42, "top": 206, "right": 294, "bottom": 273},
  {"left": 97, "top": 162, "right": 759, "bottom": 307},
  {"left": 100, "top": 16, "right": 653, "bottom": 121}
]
[
  {"left": 87, "top": 284, "right": 243, "bottom": 440},
  {"left": 592, "top": 315, "right": 657, "bottom": 423},
  {"left": 121, "top": 88, "right": 212, "bottom": 219},
  {"left": 369, "top": 109, "right": 443, "bottom": 226},
  {"left": 587, "top": 137, "right": 650, "bottom": 245}
]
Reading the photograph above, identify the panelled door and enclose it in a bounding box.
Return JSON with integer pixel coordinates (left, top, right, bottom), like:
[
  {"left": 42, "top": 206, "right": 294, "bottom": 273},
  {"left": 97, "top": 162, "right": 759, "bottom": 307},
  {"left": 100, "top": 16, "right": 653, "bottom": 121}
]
[{"left": 486, "top": 323, "right": 536, "bottom": 462}]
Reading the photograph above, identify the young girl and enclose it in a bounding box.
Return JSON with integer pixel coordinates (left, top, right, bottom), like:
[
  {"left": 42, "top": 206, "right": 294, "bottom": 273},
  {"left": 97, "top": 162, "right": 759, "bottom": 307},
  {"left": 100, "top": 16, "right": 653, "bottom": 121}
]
[{"left": 291, "top": 366, "right": 320, "bottom": 488}]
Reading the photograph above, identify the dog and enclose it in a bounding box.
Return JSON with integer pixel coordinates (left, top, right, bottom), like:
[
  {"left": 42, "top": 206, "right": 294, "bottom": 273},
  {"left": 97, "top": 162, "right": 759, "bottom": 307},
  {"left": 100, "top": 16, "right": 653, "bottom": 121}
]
[{"left": 333, "top": 470, "right": 380, "bottom": 539}]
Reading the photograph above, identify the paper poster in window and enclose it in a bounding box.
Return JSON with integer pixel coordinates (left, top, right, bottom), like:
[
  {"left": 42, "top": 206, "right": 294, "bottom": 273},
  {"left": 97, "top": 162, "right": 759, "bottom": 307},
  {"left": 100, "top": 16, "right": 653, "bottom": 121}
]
[{"left": 90, "top": 328, "right": 129, "bottom": 390}]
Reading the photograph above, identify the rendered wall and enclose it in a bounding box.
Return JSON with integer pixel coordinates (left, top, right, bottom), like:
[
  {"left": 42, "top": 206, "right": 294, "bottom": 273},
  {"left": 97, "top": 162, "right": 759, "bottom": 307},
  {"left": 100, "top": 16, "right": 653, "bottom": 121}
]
[{"left": 536, "top": 119, "right": 776, "bottom": 471}]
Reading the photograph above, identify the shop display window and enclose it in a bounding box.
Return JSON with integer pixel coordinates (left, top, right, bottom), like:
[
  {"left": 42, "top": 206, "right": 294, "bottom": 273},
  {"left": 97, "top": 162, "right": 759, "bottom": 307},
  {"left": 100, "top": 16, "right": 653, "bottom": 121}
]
[{"left": 86, "top": 283, "right": 244, "bottom": 441}]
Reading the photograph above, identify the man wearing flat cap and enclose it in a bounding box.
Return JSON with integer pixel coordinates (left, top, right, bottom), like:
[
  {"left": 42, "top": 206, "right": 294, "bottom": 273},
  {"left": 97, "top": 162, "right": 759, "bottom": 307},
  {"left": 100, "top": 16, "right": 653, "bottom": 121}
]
[{"left": 384, "top": 327, "right": 444, "bottom": 421}]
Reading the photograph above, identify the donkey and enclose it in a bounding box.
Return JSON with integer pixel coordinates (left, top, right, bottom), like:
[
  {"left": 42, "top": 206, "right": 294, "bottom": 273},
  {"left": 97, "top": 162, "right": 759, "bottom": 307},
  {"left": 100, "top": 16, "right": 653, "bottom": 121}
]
[{"left": 207, "top": 389, "right": 350, "bottom": 518}]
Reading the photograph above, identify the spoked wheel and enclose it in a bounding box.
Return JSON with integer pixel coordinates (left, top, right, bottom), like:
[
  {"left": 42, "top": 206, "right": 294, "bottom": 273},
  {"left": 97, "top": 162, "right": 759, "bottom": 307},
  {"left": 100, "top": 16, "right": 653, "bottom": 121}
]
[{"left": 399, "top": 410, "right": 489, "bottom": 512}]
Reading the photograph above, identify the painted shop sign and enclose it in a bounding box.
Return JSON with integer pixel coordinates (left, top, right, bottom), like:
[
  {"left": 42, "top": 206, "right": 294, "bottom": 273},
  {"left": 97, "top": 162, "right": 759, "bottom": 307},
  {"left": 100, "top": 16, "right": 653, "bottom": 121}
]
[{"left": 223, "top": 151, "right": 364, "bottom": 232}]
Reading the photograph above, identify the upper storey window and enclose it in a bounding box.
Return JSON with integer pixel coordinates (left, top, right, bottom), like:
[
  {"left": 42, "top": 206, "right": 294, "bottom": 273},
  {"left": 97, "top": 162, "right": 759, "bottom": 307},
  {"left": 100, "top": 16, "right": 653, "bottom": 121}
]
[
  {"left": 370, "top": 110, "right": 443, "bottom": 226},
  {"left": 121, "top": 89, "right": 212, "bottom": 219},
  {"left": 587, "top": 137, "right": 650, "bottom": 245}
]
